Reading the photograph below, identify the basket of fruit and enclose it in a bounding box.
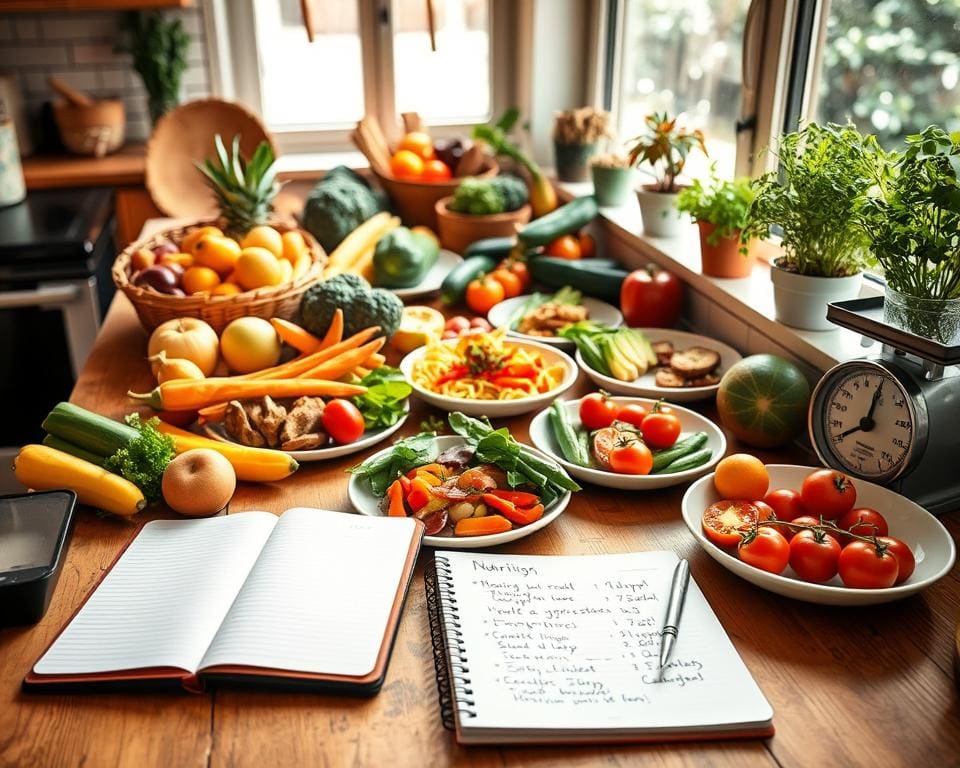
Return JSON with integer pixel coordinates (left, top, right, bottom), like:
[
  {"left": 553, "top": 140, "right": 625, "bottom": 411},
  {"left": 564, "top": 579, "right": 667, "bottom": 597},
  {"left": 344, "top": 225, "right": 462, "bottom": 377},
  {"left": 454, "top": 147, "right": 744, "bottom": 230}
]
[{"left": 113, "top": 136, "right": 325, "bottom": 333}]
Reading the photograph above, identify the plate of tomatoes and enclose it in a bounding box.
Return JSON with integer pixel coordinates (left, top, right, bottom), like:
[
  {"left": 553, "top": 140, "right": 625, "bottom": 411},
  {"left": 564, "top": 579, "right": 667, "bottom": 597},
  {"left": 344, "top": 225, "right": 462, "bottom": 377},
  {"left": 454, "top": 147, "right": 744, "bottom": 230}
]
[{"left": 681, "top": 460, "right": 956, "bottom": 605}]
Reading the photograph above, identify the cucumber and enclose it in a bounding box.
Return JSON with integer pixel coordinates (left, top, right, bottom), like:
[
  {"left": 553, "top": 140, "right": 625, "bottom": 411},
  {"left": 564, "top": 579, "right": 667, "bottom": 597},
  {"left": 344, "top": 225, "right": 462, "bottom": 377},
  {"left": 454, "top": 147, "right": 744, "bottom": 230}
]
[
  {"left": 42, "top": 402, "right": 138, "bottom": 458},
  {"left": 518, "top": 196, "right": 599, "bottom": 247},
  {"left": 651, "top": 432, "right": 709, "bottom": 473},
  {"left": 576, "top": 334, "right": 610, "bottom": 376},
  {"left": 660, "top": 447, "right": 714, "bottom": 474},
  {"left": 464, "top": 237, "right": 516, "bottom": 261},
  {"left": 528, "top": 257, "right": 628, "bottom": 303},
  {"left": 440, "top": 254, "right": 496, "bottom": 305},
  {"left": 42, "top": 434, "right": 107, "bottom": 466}
]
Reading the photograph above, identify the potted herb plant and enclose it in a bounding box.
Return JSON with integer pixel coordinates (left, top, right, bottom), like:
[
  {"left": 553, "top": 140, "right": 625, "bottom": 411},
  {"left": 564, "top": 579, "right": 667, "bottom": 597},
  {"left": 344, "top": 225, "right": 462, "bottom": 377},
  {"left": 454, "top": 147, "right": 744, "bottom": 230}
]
[
  {"left": 118, "top": 11, "right": 189, "bottom": 124},
  {"left": 435, "top": 175, "right": 531, "bottom": 253},
  {"left": 589, "top": 153, "right": 634, "bottom": 207},
  {"left": 857, "top": 125, "right": 960, "bottom": 343},
  {"left": 741, "top": 122, "right": 882, "bottom": 331},
  {"left": 677, "top": 170, "right": 755, "bottom": 278},
  {"left": 627, "top": 113, "right": 706, "bottom": 238},
  {"left": 553, "top": 107, "right": 612, "bottom": 183}
]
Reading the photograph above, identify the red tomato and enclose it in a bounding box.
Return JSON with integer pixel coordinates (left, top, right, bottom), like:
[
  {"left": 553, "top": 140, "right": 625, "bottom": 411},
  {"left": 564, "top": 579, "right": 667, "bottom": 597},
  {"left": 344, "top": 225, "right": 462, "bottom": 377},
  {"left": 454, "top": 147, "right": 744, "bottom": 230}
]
[
  {"left": 545, "top": 235, "right": 582, "bottom": 260},
  {"left": 641, "top": 410, "right": 681, "bottom": 449},
  {"left": 470, "top": 317, "right": 492, "bottom": 330},
  {"left": 756, "top": 501, "right": 790, "bottom": 538},
  {"left": 578, "top": 232, "right": 596, "bottom": 258},
  {"left": 620, "top": 265, "right": 684, "bottom": 328},
  {"left": 838, "top": 540, "right": 899, "bottom": 588},
  {"left": 800, "top": 469, "right": 857, "bottom": 520},
  {"left": 789, "top": 529, "right": 841, "bottom": 583},
  {"left": 836, "top": 507, "right": 889, "bottom": 540},
  {"left": 498, "top": 259, "right": 532, "bottom": 292},
  {"left": 614, "top": 403, "right": 649, "bottom": 428},
  {"left": 763, "top": 488, "right": 806, "bottom": 522},
  {"left": 465, "top": 275, "right": 505, "bottom": 315},
  {"left": 421, "top": 159, "right": 452, "bottom": 181},
  {"left": 321, "top": 399, "right": 365, "bottom": 444},
  {"left": 609, "top": 442, "right": 653, "bottom": 475},
  {"left": 877, "top": 536, "right": 915, "bottom": 584},
  {"left": 738, "top": 527, "right": 790, "bottom": 574},
  {"left": 702, "top": 500, "right": 761, "bottom": 548},
  {"left": 784, "top": 515, "right": 822, "bottom": 541},
  {"left": 579, "top": 392, "right": 619, "bottom": 430},
  {"left": 490, "top": 268, "right": 523, "bottom": 299}
]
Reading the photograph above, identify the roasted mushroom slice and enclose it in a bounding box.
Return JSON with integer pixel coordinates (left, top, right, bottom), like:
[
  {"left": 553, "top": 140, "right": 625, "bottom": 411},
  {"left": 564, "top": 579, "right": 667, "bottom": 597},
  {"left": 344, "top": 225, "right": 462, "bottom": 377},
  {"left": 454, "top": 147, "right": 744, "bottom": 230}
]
[
  {"left": 256, "top": 395, "right": 288, "bottom": 447},
  {"left": 224, "top": 400, "right": 266, "bottom": 446},
  {"left": 281, "top": 433, "right": 327, "bottom": 451},
  {"left": 281, "top": 396, "right": 326, "bottom": 445}
]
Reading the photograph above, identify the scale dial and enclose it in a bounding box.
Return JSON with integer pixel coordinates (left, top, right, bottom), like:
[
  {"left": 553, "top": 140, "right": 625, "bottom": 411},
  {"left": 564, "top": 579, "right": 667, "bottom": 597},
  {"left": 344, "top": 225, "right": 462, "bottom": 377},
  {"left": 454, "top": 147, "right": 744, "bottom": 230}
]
[{"left": 810, "top": 360, "right": 924, "bottom": 483}]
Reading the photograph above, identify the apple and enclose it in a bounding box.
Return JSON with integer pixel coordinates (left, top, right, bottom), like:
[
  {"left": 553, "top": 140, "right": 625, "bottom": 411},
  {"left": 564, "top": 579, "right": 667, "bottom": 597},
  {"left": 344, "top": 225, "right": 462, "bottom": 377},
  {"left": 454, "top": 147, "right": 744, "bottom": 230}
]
[
  {"left": 161, "top": 449, "right": 236, "bottom": 517},
  {"left": 219, "top": 316, "right": 282, "bottom": 374}
]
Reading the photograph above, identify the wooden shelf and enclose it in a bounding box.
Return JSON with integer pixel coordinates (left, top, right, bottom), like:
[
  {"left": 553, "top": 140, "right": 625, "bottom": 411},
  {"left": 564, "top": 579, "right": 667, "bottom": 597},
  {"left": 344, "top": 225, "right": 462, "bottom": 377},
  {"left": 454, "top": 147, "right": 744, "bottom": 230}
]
[
  {"left": 22, "top": 144, "right": 147, "bottom": 190},
  {"left": 1, "top": 0, "right": 191, "bottom": 10}
]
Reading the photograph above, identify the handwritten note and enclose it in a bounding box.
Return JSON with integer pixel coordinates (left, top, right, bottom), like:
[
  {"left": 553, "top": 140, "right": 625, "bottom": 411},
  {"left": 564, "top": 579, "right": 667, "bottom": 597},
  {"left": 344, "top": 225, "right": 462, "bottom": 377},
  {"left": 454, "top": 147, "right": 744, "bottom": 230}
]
[{"left": 439, "top": 551, "right": 772, "bottom": 735}]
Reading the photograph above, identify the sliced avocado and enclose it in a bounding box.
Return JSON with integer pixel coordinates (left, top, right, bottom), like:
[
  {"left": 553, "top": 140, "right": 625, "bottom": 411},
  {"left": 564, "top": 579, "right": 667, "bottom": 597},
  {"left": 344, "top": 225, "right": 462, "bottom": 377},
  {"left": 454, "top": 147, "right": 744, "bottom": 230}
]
[
  {"left": 626, "top": 330, "right": 658, "bottom": 368},
  {"left": 614, "top": 332, "right": 647, "bottom": 372}
]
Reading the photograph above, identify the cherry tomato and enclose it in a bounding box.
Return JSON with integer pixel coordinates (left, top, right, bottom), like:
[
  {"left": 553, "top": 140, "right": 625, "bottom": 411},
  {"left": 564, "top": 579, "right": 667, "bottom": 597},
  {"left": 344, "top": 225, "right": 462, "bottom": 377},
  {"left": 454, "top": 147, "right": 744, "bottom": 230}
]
[
  {"left": 702, "top": 500, "right": 761, "bottom": 548},
  {"left": 640, "top": 409, "right": 681, "bottom": 449},
  {"left": 445, "top": 316, "right": 470, "bottom": 332},
  {"left": 836, "top": 507, "right": 888, "bottom": 541},
  {"left": 783, "top": 515, "right": 823, "bottom": 541},
  {"left": 470, "top": 317, "right": 492, "bottom": 330},
  {"left": 578, "top": 232, "right": 596, "bottom": 258},
  {"left": 498, "top": 259, "right": 532, "bottom": 292},
  {"left": 876, "top": 536, "right": 915, "bottom": 584},
  {"left": 579, "top": 392, "right": 619, "bottom": 430},
  {"left": 838, "top": 540, "right": 899, "bottom": 589},
  {"left": 763, "top": 489, "right": 806, "bottom": 523},
  {"left": 614, "top": 403, "right": 649, "bottom": 428},
  {"left": 390, "top": 149, "right": 424, "bottom": 179},
  {"left": 789, "top": 529, "right": 841, "bottom": 583},
  {"left": 465, "top": 275, "right": 505, "bottom": 315},
  {"left": 608, "top": 442, "right": 653, "bottom": 475},
  {"left": 421, "top": 159, "right": 452, "bottom": 181},
  {"left": 800, "top": 469, "right": 857, "bottom": 520},
  {"left": 490, "top": 268, "right": 523, "bottom": 299},
  {"left": 321, "top": 399, "right": 365, "bottom": 444},
  {"left": 544, "top": 235, "right": 582, "bottom": 260},
  {"left": 397, "top": 131, "right": 435, "bottom": 160},
  {"left": 620, "top": 264, "right": 683, "bottom": 328},
  {"left": 738, "top": 527, "right": 790, "bottom": 574}
]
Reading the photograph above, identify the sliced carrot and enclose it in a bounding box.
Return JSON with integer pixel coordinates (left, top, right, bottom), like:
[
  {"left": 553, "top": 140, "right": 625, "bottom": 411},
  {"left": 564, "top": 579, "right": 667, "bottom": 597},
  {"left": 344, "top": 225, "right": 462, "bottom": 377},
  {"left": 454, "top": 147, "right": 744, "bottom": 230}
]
[
  {"left": 387, "top": 479, "right": 407, "bottom": 517},
  {"left": 319, "top": 309, "right": 344, "bottom": 350},
  {"left": 365, "top": 352, "right": 386, "bottom": 369},
  {"left": 270, "top": 318, "right": 322, "bottom": 354},
  {"left": 351, "top": 366, "right": 372, "bottom": 380},
  {"left": 454, "top": 514, "right": 513, "bottom": 537}
]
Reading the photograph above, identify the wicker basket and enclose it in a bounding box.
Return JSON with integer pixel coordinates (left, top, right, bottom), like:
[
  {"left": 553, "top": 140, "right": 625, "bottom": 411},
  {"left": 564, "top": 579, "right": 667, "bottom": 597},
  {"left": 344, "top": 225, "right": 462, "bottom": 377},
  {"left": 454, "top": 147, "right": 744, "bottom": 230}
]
[{"left": 112, "top": 220, "right": 325, "bottom": 333}]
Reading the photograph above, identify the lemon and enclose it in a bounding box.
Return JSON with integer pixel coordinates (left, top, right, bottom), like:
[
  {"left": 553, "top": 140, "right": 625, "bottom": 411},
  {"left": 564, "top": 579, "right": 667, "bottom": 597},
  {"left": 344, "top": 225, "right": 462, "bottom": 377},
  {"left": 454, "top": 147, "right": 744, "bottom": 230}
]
[
  {"left": 391, "top": 306, "right": 445, "bottom": 353},
  {"left": 235, "top": 247, "right": 283, "bottom": 290},
  {"left": 241, "top": 225, "right": 284, "bottom": 258},
  {"left": 220, "top": 317, "right": 282, "bottom": 374}
]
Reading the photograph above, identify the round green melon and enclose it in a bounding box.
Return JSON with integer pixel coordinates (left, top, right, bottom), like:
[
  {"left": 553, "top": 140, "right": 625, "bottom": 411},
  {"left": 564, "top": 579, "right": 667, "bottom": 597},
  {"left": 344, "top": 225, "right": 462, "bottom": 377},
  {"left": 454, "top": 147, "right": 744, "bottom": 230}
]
[{"left": 716, "top": 354, "right": 812, "bottom": 448}]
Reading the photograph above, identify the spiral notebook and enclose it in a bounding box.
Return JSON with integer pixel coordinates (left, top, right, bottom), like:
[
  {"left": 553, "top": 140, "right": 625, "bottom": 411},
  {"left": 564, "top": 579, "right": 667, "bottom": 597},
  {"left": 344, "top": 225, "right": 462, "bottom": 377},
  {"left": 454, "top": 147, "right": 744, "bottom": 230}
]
[{"left": 426, "top": 550, "right": 773, "bottom": 744}]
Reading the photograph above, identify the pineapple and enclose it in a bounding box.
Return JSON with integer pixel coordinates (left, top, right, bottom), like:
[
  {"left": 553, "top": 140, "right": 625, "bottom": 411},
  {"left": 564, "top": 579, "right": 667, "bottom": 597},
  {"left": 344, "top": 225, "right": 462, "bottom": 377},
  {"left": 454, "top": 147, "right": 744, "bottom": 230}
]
[{"left": 196, "top": 134, "right": 281, "bottom": 238}]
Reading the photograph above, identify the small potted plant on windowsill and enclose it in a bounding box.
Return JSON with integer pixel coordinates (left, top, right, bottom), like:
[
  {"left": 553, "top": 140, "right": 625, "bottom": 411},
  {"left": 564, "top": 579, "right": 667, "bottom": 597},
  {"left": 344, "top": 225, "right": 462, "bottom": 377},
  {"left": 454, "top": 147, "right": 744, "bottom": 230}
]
[
  {"left": 676, "top": 169, "right": 755, "bottom": 278},
  {"left": 553, "top": 107, "right": 612, "bottom": 182},
  {"left": 741, "top": 122, "right": 882, "bottom": 331},
  {"left": 589, "top": 153, "right": 634, "bottom": 207},
  {"left": 857, "top": 125, "right": 960, "bottom": 343},
  {"left": 627, "top": 112, "right": 706, "bottom": 238}
]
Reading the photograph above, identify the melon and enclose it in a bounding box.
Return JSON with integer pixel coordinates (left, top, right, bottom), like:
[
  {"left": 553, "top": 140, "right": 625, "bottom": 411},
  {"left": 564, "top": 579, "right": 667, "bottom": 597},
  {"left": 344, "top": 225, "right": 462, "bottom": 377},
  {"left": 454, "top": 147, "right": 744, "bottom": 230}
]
[{"left": 716, "top": 354, "right": 811, "bottom": 448}]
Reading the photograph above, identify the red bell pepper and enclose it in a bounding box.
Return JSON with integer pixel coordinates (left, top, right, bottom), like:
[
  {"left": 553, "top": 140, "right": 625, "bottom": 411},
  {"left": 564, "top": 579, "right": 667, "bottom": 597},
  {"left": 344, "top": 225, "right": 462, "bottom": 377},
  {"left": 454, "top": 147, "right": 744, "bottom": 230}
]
[
  {"left": 406, "top": 477, "right": 434, "bottom": 512},
  {"left": 481, "top": 494, "right": 545, "bottom": 526},
  {"left": 435, "top": 365, "right": 468, "bottom": 386},
  {"left": 398, "top": 475, "right": 412, "bottom": 494},
  {"left": 489, "top": 489, "right": 540, "bottom": 507}
]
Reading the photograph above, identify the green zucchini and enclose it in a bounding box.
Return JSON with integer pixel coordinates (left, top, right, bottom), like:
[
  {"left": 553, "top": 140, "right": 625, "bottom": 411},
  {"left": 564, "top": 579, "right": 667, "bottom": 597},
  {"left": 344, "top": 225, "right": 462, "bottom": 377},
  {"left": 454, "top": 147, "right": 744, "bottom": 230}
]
[
  {"left": 42, "top": 434, "right": 108, "bottom": 466},
  {"left": 549, "top": 401, "right": 585, "bottom": 465},
  {"left": 464, "top": 237, "right": 516, "bottom": 261},
  {"left": 440, "top": 254, "right": 496, "bottom": 305},
  {"left": 528, "top": 257, "right": 628, "bottom": 303},
  {"left": 518, "top": 196, "right": 599, "bottom": 247},
  {"left": 42, "top": 402, "right": 138, "bottom": 458},
  {"left": 651, "top": 432, "right": 709, "bottom": 473},
  {"left": 660, "top": 447, "right": 714, "bottom": 474}
]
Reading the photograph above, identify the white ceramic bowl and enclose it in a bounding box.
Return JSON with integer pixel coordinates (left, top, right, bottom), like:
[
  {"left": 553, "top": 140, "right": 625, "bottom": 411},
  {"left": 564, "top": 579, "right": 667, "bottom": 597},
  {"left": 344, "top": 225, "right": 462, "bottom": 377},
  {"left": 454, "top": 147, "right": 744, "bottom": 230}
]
[
  {"left": 576, "top": 328, "right": 742, "bottom": 403},
  {"left": 487, "top": 295, "right": 623, "bottom": 349},
  {"left": 348, "top": 435, "right": 571, "bottom": 548},
  {"left": 392, "top": 249, "right": 461, "bottom": 299},
  {"left": 528, "top": 396, "right": 726, "bottom": 490},
  {"left": 399, "top": 337, "right": 578, "bottom": 418},
  {"left": 681, "top": 464, "right": 956, "bottom": 605}
]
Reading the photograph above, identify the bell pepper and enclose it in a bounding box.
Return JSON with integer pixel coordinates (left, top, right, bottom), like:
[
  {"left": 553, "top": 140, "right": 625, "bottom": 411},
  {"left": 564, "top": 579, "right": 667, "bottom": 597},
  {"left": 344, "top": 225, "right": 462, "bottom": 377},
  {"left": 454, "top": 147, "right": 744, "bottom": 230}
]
[
  {"left": 406, "top": 463, "right": 446, "bottom": 479},
  {"left": 386, "top": 479, "right": 407, "bottom": 517},
  {"left": 482, "top": 493, "right": 544, "bottom": 526},
  {"left": 489, "top": 489, "right": 540, "bottom": 507},
  {"left": 406, "top": 477, "right": 434, "bottom": 512},
  {"left": 435, "top": 365, "right": 469, "bottom": 386},
  {"left": 398, "top": 475, "right": 412, "bottom": 494}
]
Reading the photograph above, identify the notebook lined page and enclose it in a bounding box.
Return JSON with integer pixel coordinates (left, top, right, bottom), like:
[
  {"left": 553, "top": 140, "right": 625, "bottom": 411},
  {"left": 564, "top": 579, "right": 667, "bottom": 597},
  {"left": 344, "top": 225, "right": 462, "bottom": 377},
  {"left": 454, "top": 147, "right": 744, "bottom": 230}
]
[
  {"left": 199, "top": 509, "right": 417, "bottom": 677},
  {"left": 440, "top": 550, "right": 772, "bottom": 733},
  {"left": 34, "top": 513, "right": 277, "bottom": 676}
]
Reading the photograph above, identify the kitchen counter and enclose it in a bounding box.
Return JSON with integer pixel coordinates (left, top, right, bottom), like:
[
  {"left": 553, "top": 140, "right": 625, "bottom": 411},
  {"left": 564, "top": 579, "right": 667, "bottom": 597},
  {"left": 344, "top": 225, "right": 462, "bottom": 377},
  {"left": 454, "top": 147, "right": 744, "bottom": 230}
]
[{"left": 22, "top": 144, "right": 148, "bottom": 190}]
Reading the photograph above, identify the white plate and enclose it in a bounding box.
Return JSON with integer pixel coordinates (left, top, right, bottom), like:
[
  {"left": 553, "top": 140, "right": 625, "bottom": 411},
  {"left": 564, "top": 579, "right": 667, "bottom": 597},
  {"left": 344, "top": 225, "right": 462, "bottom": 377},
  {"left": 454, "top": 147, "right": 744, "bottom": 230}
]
[
  {"left": 390, "top": 249, "right": 462, "bottom": 299},
  {"left": 528, "top": 396, "right": 726, "bottom": 490},
  {"left": 399, "top": 337, "right": 578, "bottom": 418},
  {"left": 487, "top": 295, "right": 623, "bottom": 348},
  {"left": 576, "top": 328, "right": 742, "bottom": 403},
  {"left": 348, "top": 435, "right": 571, "bottom": 548},
  {"left": 201, "top": 402, "right": 409, "bottom": 462},
  {"left": 681, "top": 464, "right": 956, "bottom": 605}
]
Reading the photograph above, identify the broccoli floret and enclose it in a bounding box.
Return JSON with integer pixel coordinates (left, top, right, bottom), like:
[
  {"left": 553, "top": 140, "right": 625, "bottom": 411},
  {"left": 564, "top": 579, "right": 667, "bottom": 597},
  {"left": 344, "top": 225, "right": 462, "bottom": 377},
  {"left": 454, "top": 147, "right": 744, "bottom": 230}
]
[
  {"left": 299, "top": 274, "right": 404, "bottom": 339},
  {"left": 449, "top": 178, "right": 505, "bottom": 215},
  {"left": 490, "top": 174, "right": 530, "bottom": 212},
  {"left": 303, "top": 168, "right": 381, "bottom": 253}
]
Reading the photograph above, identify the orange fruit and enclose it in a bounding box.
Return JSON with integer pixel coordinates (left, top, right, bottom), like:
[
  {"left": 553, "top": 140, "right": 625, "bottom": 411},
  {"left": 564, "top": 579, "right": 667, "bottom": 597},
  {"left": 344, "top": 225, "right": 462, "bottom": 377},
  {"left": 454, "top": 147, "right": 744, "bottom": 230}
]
[
  {"left": 545, "top": 235, "right": 582, "bottom": 260},
  {"left": 397, "top": 131, "right": 435, "bottom": 160},
  {"left": 159, "top": 252, "right": 194, "bottom": 269},
  {"left": 235, "top": 247, "right": 283, "bottom": 290},
  {"left": 180, "top": 225, "right": 223, "bottom": 254},
  {"left": 391, "top": 150, "right": 424, "bottom": 179},
  {"left": 182, "top": 266, "right": 221, "bottom": 295},
  {"left": 276, "top": 258, "right": 293, "bottom": 284},
  {"left": 241, "top": 225, "right": 284, "bottom": 258},
  {"left": 713, "top": 454, "right": 770, "bottom": 501},
  {"left": 280, "top": 230, "right": 307, "bottom": 262},
  {"left": 211, "top": 282, "right": 242, "bottom": 296},
  {"left": 193, "top": 235, "right": 241, "bottom": 276}
]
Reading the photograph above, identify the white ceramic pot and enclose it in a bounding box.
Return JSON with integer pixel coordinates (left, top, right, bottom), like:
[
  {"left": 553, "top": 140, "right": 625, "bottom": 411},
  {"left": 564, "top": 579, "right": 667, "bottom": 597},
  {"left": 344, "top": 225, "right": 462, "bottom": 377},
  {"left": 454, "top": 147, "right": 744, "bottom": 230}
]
[
  {"left": 770, "top": 263, "right": 862, "bottom": 331},
  {"left": 636, "top": 186, "right": 689, "bottom": 238}
]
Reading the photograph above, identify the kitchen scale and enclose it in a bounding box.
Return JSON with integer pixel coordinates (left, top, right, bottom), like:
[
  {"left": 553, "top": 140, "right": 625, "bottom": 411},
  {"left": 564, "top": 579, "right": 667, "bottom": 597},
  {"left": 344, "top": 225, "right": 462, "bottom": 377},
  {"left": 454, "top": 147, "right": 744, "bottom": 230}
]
[{"left": 809, "top": 297, "right": 960, "bottom": 515}]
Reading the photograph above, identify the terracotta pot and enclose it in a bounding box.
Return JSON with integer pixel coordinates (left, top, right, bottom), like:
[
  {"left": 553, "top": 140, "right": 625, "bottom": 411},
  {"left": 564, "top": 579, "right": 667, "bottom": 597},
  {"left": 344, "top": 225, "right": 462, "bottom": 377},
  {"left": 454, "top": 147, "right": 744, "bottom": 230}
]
[
  {"left": 697, "top": 222, "right": 753, "bottom": 278},
  {"left": 434, "top": 197, "right": 532, "bottom": 254}
]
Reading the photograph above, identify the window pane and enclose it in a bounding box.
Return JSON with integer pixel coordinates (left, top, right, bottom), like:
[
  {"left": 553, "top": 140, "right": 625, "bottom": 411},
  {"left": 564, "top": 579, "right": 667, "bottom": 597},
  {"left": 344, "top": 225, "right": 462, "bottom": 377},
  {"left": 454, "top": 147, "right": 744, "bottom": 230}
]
[
  {"left": 253, "top": 0, "right": 364, "bottom": 129},
  {"left": 814, "top": 0, "right": 960, "bottom": 149},
  {"left": 617, "top": 0, "right": 751, "bottom": 179},
  {"left": 392, "top": 0, "right": 491, "bottom": 124}
]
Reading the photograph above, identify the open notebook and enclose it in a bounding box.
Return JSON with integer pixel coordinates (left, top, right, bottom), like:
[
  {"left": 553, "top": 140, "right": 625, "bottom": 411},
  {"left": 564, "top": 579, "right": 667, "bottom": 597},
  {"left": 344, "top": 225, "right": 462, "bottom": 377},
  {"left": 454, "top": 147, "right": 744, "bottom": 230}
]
[
  {"left": 25, "top": 508, "right": 423, "bottom": 695},
  {"left": 426, "top": 550, "right": 773, "bottom": 744}
]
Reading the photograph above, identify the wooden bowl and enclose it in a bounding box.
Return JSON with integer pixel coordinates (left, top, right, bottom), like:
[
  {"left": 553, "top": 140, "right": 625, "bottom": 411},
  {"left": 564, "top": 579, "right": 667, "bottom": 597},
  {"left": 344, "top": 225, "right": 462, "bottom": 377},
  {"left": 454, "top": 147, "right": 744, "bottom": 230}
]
[
  {"left": 434, "top": 196, "right": 531, "bottom": 254},
  {"left": 146, "top": 98, "right": 275, "bottom": 218},
  {"left": 373, "top": 158, "right": 498, "bottom": 229},
  {"left": 52, "top": 99, "right": 125, "bottom": 157}
]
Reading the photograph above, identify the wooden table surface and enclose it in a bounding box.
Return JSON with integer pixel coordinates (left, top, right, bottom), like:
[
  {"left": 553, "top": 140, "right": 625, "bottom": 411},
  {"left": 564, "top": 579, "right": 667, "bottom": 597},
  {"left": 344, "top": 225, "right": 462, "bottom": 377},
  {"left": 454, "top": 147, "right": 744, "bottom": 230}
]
[{"left": 3, "top": 294, "right": 960, "bottom": 768}]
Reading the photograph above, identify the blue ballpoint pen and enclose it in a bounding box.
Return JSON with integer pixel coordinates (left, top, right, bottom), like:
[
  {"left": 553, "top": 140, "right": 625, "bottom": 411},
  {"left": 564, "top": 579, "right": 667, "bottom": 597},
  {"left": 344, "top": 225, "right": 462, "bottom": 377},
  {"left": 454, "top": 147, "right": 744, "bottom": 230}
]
[{"left": 658, "top": 559, "right": 691, "bottom": 668}]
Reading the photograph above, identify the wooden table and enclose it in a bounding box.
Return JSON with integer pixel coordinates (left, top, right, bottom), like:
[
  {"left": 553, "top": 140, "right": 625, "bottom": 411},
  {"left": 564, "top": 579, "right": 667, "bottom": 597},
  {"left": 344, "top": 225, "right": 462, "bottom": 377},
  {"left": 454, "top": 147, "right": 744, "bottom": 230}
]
[{"left": 3, "top": 295, "right": 960, "bottom": 768}]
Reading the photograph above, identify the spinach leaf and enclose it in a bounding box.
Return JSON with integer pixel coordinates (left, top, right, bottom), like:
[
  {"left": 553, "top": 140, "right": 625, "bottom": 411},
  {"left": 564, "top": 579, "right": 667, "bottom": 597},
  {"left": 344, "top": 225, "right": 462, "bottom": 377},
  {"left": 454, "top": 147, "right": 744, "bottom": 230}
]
[
  {"left": 353, "top": 379, "right": 413, "bottom": 430},
  {"left": 349, "top": 432, "right": 438, "bottom": 496}
]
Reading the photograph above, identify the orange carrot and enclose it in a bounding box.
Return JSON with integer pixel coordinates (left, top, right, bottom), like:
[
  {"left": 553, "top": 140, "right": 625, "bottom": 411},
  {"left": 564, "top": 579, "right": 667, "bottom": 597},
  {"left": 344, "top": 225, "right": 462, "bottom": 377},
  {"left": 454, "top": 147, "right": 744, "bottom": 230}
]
[
  {"left": 130, "top": 378, "right": 366, "bottom": 411},
  {"left": 386, "top": 479, "right": 407, "bottom": 517},
  {"left": 319, "top": 309, "right": 344, "bottom": 350},
  {"left": 270, "top": 318, "right": 322, "bottom": 354},
  {"left": 242, "top": 326, "right": 380, "bottom": 380},
  {"left": 454, "top": 515, "right": 513, "bottom": 537},
  {"left": 300, "top": 337, "right": 385, "bottom": 380},
  {"left": 365, "top": 352, "right": 386, "bottom": 368}
]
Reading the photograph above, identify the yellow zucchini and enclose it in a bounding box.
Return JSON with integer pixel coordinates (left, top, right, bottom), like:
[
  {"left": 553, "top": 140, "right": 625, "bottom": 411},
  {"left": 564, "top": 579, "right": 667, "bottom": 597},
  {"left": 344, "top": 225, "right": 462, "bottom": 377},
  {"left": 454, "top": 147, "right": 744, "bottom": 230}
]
[
  {"left": 324, "top": 212, "right": 398, "bottom": 277},
  {"left": 14, "top": 444, "right": 146, "bottom": 516}
]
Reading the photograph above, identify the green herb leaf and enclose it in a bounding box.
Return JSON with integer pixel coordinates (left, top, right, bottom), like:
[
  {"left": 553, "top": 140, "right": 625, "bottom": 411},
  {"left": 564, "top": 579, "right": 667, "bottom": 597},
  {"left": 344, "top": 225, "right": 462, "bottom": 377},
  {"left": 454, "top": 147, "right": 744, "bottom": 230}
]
[{"left": 103, "top": 414, "right": 175, "bottom": 503}]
